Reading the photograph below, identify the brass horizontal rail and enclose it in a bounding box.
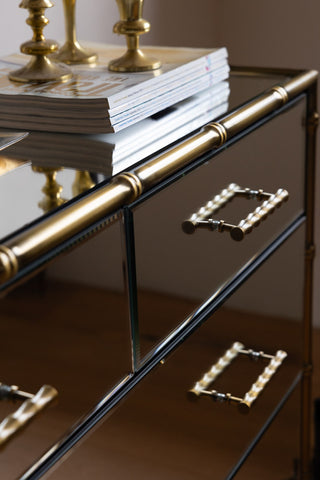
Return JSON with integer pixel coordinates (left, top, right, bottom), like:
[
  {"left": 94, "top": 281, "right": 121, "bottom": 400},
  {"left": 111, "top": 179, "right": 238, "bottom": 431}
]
[{"left": 0, "top": 69, "right": 317, "bottom": 285}]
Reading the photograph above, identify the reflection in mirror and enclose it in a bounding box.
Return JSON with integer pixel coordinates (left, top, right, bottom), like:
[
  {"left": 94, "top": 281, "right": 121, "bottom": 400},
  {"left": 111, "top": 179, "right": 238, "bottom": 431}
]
[
  {"left": 32, "top": 165, "right": 66, "bottom": 213},
  {"left": 72, "top": 171, "right": 96, "bottom": 196},
  {"left": 0, "top": 155, "right": 25, "bottom": 176}
]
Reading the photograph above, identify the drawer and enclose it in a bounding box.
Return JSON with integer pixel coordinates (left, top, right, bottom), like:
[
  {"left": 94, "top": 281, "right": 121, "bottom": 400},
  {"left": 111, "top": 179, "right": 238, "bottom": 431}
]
[
  {"left": 132, "top": 98, "right": 306, "bottom": 361},
  {"left": 0, "top": 220, "right": 132, "bottom": 479},
  {"left": 234, "top": 388, "right": 300, "bottom": 479},
  {"left": 44, "top": 225, "right": 305, "bottom": 480}
]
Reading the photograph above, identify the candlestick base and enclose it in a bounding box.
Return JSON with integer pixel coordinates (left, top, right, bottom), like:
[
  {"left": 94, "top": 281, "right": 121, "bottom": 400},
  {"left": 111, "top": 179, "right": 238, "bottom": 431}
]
[
  {"left": 9, "top": 52, "right": 72, "bottom": 83},
  {"left": 109, "top": 48, "right": 161, "bottom": 73},
  {"left": 54, "top": 41, "right": 97, "bottom": 65}
]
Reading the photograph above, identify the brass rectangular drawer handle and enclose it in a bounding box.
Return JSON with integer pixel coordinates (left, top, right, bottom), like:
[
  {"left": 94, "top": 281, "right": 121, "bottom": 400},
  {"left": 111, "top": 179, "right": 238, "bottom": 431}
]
[
  {"left": 188, "top": 342, "right": 287, "bottom": 413},
  {"left": 182, "top": 183, "right": 289, "bottom": 241},
  {"left": 0, "top": 382, "right": 58, "bottom": 446}
]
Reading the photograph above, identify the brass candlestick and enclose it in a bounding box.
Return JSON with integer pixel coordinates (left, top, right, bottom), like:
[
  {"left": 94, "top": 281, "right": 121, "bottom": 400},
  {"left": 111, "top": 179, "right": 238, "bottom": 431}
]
[
  {"left": 109, "top": 0, "right": 161, "bottom": 72},
  {"left": 32, "top": 166, "right": 66, "bottom": 212},
  {"left": 9, "top": 0, "right": 72, "bottom": 83},
  {"left": 54, "top": 0, "right": 97, "bottom": 65}
]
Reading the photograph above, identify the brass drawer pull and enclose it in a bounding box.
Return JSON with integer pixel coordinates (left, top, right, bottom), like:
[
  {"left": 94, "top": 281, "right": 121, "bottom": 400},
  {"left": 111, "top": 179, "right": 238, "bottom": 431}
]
[
  {"left": 0, "top": 382, "right": 58, "bottom": 446},
  {"left": 188, "top": 342, "right": 287, "bottom": 413},
  {"left": 182, "top": 183, "right": 289, "bottom": 241}
]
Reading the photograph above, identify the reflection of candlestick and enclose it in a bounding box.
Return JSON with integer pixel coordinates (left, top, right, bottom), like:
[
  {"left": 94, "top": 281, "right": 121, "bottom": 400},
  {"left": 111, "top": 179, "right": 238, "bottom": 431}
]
[
  {"left": 72, "top": 171, "right": 95, "bottom": 196},
  {"left": 55, "top": 0, "right": 97, "bottom": 64},
  {"left": 109, "top": 0, "right": 161, "bottom": 72},
  {"left": 32, "top": 166, "right": 66, "bottom": 212},
  {"left": 9, "top": 0, "right": 72, "bottom": 83}
]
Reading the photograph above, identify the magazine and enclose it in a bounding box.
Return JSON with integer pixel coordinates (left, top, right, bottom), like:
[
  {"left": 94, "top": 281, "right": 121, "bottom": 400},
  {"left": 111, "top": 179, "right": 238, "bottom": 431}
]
[{"left": 0, "top": 43, "right": 229, "bottom": 134}]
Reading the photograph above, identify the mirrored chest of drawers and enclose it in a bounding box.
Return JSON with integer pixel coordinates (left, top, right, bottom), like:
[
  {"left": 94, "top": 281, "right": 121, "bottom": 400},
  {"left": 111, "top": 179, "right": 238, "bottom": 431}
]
[{"left": 0, "top": 67, "right": 317, "bottom": 480}]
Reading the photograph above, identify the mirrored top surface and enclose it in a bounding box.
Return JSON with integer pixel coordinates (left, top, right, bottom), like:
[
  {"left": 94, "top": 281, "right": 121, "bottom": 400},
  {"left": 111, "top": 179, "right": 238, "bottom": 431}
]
[{"left": 0, "top": 70, "right": 289, "bottom": 242}]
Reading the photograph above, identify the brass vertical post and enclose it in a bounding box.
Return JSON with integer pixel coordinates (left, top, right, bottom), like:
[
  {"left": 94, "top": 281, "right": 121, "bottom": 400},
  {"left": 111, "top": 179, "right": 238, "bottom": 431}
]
[{"left": 300, "top": 82, "right": 318, "bottom": 479}]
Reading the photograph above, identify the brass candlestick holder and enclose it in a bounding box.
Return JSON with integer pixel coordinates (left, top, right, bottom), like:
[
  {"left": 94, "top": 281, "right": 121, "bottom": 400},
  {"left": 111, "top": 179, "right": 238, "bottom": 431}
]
[
  {"left": 9, "top": 0, "right": 72, "bottom": 83},
  {"left": 54, "top": 0, "right": 97, "bottom": 65},
  {"left": 109, "top": 0, "right": 161, "bottom": 72}
]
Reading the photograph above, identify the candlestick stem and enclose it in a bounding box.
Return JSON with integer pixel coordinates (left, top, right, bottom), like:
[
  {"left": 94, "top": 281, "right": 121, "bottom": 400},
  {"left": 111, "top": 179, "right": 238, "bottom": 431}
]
[{"left": 55, "top": 0, "right": 97, "bottom": 65}]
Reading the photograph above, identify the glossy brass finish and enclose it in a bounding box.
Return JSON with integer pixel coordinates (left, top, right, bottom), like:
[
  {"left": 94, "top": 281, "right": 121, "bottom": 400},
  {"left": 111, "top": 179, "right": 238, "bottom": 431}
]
[
  {"left": 182, "top": 183, "right": 289, "bottom": 241},
  {"left": 0, "top": 174, "right": 139, "bottom": 284},
  {"left": 54, "top": 0, "right": 97, "bottom": 65},
  {"left": 0, "top": 383, "right": 58, "bottom": 446},
  {"left": 0, "top": 246, "right": 18, "bottom": 283},
  {"left": 135, "top": 125, "right": 222, "bottom": 188},
  {"left": 32, "top": 166, "right": 66, "bottom": 212},
  {"left": 134, "top": 70, "right": 316, "bottom": 188},
  {"left": 205, "top": 122, "right": 228, "bottom": 146},
  {"left": 108, "top": 0, "right": 161, "bottom": 72},
  {"left": 9, "top": 0, "right": 72, "bottom": 83},
  {"left": 0, "top": 70, "right": 317, "bottom": 285},
  {"left": 118, "top": 171, "right": 143, "bottom": 197},
  {"left": 271, "top": 85, "right": 289, "bottom": 105},
  {"left": 188, "top": 342, "right": 287, "bottom": 414}
]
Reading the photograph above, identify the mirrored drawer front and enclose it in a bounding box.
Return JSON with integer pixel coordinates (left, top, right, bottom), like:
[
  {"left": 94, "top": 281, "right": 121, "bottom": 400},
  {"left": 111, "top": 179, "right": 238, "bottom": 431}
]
[
  {"left": 132, "top": 98, "right": 306, "bottom": 361},
  {"left": 234, "top": 388, "right": 300, "bottom": 479},
  {"left": 0, "top": 221, "right": 131, "bottom": 479},
  {"left": 45, "top": 227, "right": 305, "bottom": 479}
]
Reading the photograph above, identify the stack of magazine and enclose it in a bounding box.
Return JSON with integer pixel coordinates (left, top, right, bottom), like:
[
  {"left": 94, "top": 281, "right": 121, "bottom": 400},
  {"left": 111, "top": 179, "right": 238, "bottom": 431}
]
[{"left": 1, "top": 43, "right": 230, "bottom": 174}]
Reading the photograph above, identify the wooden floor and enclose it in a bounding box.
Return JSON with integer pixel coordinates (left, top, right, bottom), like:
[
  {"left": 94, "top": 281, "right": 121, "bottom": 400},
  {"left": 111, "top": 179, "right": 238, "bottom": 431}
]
[{"left": 0, "top": 279, "right": 318, "bottom": 479}]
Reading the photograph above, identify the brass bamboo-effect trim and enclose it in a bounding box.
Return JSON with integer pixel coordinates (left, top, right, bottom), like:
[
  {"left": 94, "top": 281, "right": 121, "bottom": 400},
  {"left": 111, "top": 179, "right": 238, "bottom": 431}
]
[
  {"left": 0, "top": 174, "right": 140, "bottom": 284},
  {"left": 205, "top": 122, "right": 228, "bottom": 146},
  {"left": 54, "top": 0, "right": 97, "bottom": 65},
  {"left": 188, "top": 342, "right": 287, "bottom": 414},
  {"left": 271, "top": 86, "right": 289, "bottom": 104},
  {"left": 182, "top": 184, "right": 289, "bottom": 241},
  {"left": 0, "top": 246, "right": 19, "bottom": 283},
  {"left": 9, "top": 0, "right": 72, "bottom": 83},
  {"left": 134, "top": 71, "right": 316, "bottom": 189},
  {"left": 108, "top": 0, "right": 161, "bottom": 72},
  {"left": 118, "top": 172, "right": 143, "bottom": 197},
  {"left": 0, "top": 70, "right": 317, "bottom": 285},
  {"left": 0, "top": 383, "right": 58, "bottom": 446}
]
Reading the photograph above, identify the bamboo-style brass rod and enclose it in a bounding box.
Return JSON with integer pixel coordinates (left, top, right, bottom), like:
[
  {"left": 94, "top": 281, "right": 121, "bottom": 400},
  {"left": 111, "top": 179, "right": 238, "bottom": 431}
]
[
  {"left": 300, "top": 81, "right": 318, "bottom": 479},
  {"left": 0, "top": 69, "right": 317, "bottom": 285},
  {"left": 0, "top": 173, "right": 140, "bottom": 283},
  {"left": 134, "top": 70, "right": 317, "bottom": 187}
]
